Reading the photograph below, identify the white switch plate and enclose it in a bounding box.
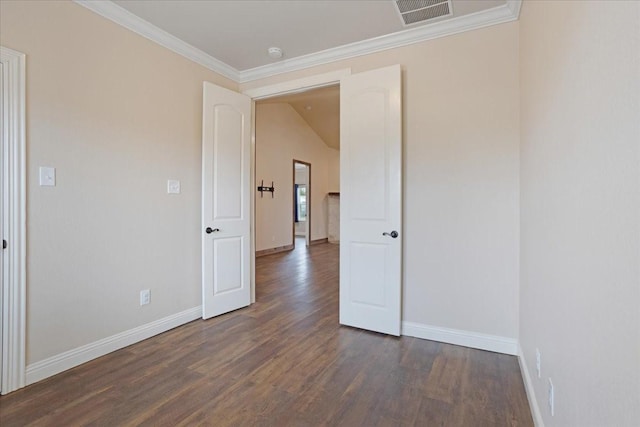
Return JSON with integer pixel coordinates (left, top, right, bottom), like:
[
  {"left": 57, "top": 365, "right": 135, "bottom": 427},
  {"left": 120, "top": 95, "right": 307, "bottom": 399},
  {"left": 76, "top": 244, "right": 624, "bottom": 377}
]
[
  {"left": 39, "top": 167, "right": 56, "bottom": 186},
  {"left": 167, "top": 179, "right": 181, "bottom": 194}
]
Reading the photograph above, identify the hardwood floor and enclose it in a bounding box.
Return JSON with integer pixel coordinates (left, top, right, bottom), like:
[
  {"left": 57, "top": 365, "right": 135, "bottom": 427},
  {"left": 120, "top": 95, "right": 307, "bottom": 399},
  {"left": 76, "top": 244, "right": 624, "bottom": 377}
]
[{"left": 0, "top": 240, "right": 533, "bottom": 426}]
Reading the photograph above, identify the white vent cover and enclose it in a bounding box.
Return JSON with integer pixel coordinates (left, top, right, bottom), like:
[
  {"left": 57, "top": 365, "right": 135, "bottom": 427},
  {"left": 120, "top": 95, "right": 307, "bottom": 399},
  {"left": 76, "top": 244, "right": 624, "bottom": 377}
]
[{"left": 394, "top": 0, "right": 453, "bottom": 26}]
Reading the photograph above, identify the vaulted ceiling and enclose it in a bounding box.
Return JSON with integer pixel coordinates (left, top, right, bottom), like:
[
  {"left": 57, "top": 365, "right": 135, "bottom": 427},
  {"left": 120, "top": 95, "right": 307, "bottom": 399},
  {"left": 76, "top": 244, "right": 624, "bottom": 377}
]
[{"left": 259, "top": 85, "right": 341, "bottom": 150}]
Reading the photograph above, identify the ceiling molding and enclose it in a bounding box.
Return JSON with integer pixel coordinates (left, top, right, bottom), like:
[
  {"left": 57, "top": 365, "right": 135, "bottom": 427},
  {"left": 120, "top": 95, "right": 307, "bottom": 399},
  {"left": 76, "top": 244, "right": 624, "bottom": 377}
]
[
  {"left": 506, "top": 0, "right": 523, "bottom": 18},
  {"left": 74, "top": 0, "right": 522, "bottom": 85},
  {"left": 238, "top": 1, "right": 522, "bottom": 83},
  {"left": 74, "top": 0, "right": 240, "bottom": 82}
]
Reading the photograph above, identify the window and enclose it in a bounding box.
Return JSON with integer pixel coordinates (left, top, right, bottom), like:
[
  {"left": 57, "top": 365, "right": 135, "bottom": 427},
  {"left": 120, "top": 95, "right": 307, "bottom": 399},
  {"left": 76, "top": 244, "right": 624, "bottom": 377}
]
[{"left": 296, "top": 185, "right": 307, "bottom": 222}]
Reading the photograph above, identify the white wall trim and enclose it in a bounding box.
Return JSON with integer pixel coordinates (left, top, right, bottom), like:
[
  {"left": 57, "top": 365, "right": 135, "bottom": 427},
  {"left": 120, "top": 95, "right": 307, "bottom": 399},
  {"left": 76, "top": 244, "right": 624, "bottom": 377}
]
[
  {"left": 402, "top": 321, "right": 518, "bottom": 355},
  {"left": 73, "top": 0, "right": 240, "bottom": 82},
  {"left": 73, "top": 1, "right": 521, "bottom": 84},
  {"left": 518, "top": 344, "right": 545, "bottom": 426},
  {"left": 242, "top": 69, "right": 351, "bottom": 99},
  {"left": 237, "top": 1, "right": 522, "bottom": 83},
  {"left": 26, "top": 306, "right": 201, "bottom": 386},
  {"left": 0, "top": 46, "right": 27, "bottom": 395}
]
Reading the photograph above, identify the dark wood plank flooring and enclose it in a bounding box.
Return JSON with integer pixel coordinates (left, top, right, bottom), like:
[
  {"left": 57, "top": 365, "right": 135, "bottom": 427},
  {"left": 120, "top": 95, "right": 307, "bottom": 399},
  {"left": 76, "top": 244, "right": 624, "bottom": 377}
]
[{"left": 0, "top": 240, "right": 532, "bottom": 426}]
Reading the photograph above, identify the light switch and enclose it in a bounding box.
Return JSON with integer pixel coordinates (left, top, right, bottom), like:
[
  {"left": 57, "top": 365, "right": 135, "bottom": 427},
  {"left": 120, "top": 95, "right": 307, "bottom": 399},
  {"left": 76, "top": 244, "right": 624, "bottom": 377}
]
[
  {"left": 39, "top": 167, "right": 56, "bottom": 186},
  {"left": 167, "top": 179, "right": 181, "bottom": 194}
]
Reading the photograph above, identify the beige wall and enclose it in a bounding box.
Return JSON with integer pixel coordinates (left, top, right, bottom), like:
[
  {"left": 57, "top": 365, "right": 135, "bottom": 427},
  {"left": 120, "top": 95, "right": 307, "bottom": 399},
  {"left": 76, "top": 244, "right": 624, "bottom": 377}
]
[
  {"left": 255, "top": 103, "right": 333, "bottom": 250},
  {"left": 519, "top": 1, "right": 640, "bottom": 425},
  {"left": 0, "top": 0, "right": 236, "bottom": 364},
  {"left": 244, "top": 22, "right": 521, "bottom": 339},
  {"left": 327, "top": 148, "right": 340, "bottom": 193}
]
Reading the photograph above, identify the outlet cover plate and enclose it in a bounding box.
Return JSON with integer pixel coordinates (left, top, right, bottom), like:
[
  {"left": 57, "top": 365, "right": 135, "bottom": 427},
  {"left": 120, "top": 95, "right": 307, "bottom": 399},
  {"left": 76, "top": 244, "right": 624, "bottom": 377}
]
[{"left": 140, "top": 289, "right": 150, "bottom": 306}]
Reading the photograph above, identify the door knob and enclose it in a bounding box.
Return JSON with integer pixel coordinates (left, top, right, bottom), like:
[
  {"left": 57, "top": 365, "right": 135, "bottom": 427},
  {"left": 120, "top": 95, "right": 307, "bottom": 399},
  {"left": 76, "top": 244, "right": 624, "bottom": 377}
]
[
  {"left": 205, "top": 227, "right": 220, "bottom": 234},
  {"left": 382, "top": 230, "right": 399, "bottom": 238}
]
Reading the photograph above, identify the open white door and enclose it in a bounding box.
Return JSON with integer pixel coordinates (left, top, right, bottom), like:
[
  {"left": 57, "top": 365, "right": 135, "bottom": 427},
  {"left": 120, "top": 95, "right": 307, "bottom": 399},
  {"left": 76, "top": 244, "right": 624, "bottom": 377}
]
[
  {"left": 202, "top": 82, "right": 251, "bottom": 319},
  {"left": 339, "top": 65, "right": 402, "bottom": 336}
]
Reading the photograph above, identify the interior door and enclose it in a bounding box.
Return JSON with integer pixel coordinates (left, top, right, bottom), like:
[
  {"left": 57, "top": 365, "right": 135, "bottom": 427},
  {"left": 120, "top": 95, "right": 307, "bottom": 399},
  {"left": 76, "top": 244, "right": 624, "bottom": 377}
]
[
  {"left": 0, "top": 62, "right": 4, "bottom": 393},
  {"left": 202, "top": 82, "right": 251, "bottom": 319},
  {"left": 339, "top": 65, "right": 402, "bottom": 336}
]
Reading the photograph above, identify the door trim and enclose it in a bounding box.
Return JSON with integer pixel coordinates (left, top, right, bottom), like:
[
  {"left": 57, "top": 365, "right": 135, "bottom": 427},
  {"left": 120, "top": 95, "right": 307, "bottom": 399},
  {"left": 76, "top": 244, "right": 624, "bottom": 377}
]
[
  {"left": 244, "top": 68, "right": 351, "bottom": 303},
  {"left": 292, "top": 160, "right": 311, "bottom": 248},
  {"left": 0, "top": 46, "right": 27, "bottom": 394},
  {"left": 243, "top": 69, "right": 351, "bottom": 100}
]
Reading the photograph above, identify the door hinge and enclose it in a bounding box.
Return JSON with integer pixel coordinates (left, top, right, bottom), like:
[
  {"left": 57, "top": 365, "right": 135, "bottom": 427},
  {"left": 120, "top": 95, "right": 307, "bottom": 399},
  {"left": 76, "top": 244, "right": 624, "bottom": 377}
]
[{"left": 2, "top": 239, "right": 6, "bottom": 249}]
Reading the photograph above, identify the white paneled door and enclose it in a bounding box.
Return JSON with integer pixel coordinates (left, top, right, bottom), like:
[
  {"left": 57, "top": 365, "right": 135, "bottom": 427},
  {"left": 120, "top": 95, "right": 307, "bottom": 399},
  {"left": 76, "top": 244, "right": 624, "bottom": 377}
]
[
  {"left": 339, "top": 65, "right": 403, "bottom": 336},
  {"left": 202, "top": 82, "right": 251, "bottom": 319}
]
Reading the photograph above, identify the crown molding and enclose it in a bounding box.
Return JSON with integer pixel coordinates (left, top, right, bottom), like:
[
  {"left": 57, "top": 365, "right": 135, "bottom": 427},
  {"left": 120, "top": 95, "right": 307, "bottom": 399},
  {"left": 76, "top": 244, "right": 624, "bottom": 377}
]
[
  {"left": 74, "top": 0, "right": 521, "bottom": 85},
  {"left": 238, "top": 1, "right": 522, "bottom": 83},
  {"left": 506, "top": 0, "right": 523, "bottom": 18},
  {"left": 74, "top": 0, "right": 240, "bottom": 82}
]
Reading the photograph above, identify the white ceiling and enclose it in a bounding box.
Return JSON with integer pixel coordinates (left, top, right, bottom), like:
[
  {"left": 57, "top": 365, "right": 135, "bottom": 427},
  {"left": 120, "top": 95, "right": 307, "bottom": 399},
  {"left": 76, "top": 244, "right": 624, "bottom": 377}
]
[
  {"left": 106, "top": 0, "right": 510, "bottom": 74},
  {"left": 75, "top": 0, "right": 521, "bottom": 82}
]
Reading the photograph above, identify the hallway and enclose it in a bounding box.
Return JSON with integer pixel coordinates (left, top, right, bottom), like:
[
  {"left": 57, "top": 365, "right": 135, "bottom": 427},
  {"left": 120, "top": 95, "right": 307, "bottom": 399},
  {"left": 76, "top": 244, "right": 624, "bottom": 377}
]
[{"left": 0, "top": 241, "right": 531, "bottom": 426}]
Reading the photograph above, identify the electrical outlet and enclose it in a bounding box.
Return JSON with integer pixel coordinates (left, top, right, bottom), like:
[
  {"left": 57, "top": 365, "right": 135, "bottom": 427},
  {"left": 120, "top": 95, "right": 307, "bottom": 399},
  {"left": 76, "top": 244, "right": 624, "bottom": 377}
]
[
  {"left": 548, "top": 378, "right": 555, "bottom": 416},
  {"left": 140, "top": 289, "right": 150, "bottom": 306},
  {"left": 536, "top": 348, "right": 541, "bottom": 378}
]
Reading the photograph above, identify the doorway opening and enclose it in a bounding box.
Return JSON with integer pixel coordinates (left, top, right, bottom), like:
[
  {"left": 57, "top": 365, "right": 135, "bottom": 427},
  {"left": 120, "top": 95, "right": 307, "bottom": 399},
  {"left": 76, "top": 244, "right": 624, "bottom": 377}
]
[
  {"left": 253, "top": 83, "right": 340, "bottom": 262},
  {"left": 252, "top": 80, "right": 341, "bottom": 305},
  {"left": 293, "top": 160, "right": 310, "bottom": 248}
]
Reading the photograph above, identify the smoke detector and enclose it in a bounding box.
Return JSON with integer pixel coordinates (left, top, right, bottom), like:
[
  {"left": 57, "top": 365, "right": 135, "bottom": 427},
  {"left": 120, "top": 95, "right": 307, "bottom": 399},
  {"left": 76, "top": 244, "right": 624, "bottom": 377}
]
[
  {"left": 267, "top": 47, "right": 283, "bottom": 59},
  {"left": 395, "top": 0, "right": 453, "bottom": 26}
]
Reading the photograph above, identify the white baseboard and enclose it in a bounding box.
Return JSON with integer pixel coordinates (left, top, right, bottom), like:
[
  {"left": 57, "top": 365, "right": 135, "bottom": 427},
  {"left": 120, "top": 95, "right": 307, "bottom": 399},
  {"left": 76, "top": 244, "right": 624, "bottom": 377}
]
[
  {"left": 26, "top": 306, "right": 201, "bottom": 385},
  {"left": 401, "top": 321, "right": 518, "bottom": 355},
  {"left": 518, "top": 344, "right": 545, "bottom": 426}
]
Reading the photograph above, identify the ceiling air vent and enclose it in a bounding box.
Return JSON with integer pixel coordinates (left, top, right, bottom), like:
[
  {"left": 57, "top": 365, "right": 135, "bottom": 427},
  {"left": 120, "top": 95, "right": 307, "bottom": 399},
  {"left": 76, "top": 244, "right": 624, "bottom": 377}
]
[{"left": 395, "top": 0, "right": 453, "bottom": 26}]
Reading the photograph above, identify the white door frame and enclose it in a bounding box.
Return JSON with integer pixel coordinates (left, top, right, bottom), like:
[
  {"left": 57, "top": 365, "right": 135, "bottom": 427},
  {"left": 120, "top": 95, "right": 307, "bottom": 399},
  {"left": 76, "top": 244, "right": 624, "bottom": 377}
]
[
  {"left": 0, "top": 46, "right": 27, "bottom": 394},
  {"left": 243, "top": 68, "right": 351, "bottom": 303}
]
